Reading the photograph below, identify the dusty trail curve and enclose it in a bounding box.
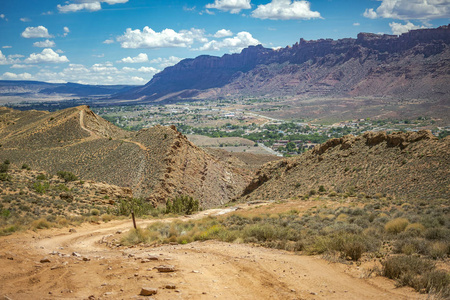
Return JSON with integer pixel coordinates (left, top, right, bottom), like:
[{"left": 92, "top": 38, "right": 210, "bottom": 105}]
[{"left": 0, "top": 204, "right": 424, "bottom": 300}]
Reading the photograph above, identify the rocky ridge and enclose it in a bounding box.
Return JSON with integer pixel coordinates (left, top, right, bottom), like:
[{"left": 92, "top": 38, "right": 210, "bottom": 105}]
[
  {"left": 240, "top": 130, "right": 449, "bottom": 201},
  {"left": 0, "top": 106, "right": 251, "bottom": 208}
]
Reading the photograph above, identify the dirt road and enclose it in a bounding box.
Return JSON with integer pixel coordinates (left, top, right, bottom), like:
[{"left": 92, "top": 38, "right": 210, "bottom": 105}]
[{"left": 0, "top": 205, "right": 424, "bottom": 299}]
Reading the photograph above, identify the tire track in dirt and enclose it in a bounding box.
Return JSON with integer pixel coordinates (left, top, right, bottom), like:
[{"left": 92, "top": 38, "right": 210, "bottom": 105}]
[{"left": 0, "top": 203, "right": 425, "bottom": 300}]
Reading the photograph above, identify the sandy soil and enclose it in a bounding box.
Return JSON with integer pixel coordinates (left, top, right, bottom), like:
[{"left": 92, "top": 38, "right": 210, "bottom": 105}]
[{"left": 0, "top": 204, "right": 425, "bottom": 300}]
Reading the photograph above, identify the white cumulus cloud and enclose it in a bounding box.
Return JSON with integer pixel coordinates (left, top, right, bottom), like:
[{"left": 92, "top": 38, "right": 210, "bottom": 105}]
[
  {"left": 117, "top": 27, "right": 207, "bottom": 49},
  {"left": 122, "top": 66, "right": 160, "bottom": 74},
  {"left": 33, "top": 39, "right": 56, "bottom": 48},
  {"left": 131, "top": 76, "right": 146, "bottom": 83},
  {"left": 21, "top": 26, "right": 53, "bottom": 38},
  {"left": 363, "top": 0, "right": 450, "bottom": 20},
  {"left": 58, "top": 2, "right": 102, "bottom": 13},
  {"left": 0, "top": 50, "right": 21, "bottom": 65},
  {"left": 57, "top": 0, "right": 128, "bottom": 13},
  {"left": 0, "top": 51, "right": 10, "bottom": 65},
  {"left": 91, "top": 62, "right": 117, "bottom": 73},
  {"left": 198, "top": 31, "right": 260, "bottom": 52},
  {"left": 25, "top": 48, "right": 69, "bottom": 64},
  {"left": 63, "top": 26, "right": 70, "bottom": 37},
  {"left": 1, "top": 72, "right": 33, "bottom": 80},
  {"left": 363, "top": 8, "right": 378, "bottom": 19},
  {"left": 8, "top": 54, "right": 24, "bottom": 59},
  {"left": 214, "top": 29, "right": 233, "bottom": 38},
  {"left": 2, "top": 61, "right": 156, "bottom": 85},
  {"left": 137, "top": 66, "right": 159, "bottom": 73},
  {"left": 11, "top": 64, "right": 35, "bottom": 69},
  {"left": 103, "top": 39, "right": 114, "bottom": 44},
  {"left": 103, "top": 0, "right": 128, "bottom": 4},
  {"left": 205, "top": 0, "right": 251, "bottom": 14},
  {"left": 20, "top": 17, "right": 31, "bottom": 22},
  {"left": 251, "top": 0, "right": 321, "bottom": 20},
  {"left": 149, "top": 56, "right": 183, "bottom": 68},
  {"left": 389, "top": 21, "right": 427, "bottom": 35},
  {"left": 119, "top": 53, "right": 149, "bottom": 63}
]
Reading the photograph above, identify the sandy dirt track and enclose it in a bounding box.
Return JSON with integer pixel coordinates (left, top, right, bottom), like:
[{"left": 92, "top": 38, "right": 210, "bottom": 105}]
[{"left": 0, "top": 206, "right": 424, "bottom": 300}]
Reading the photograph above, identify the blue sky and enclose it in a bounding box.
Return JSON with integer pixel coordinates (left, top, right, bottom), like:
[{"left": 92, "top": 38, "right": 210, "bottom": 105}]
[{"left": 0, "top": 0, "right": 449, "bottom": 85}]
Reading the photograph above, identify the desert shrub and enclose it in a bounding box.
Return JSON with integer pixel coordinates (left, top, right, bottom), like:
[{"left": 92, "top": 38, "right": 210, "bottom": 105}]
[
  {"left": 0, "top": 173, "right": 12, "bottom": 181},
  {"left": 309, "top": 232, "right": 378, "bottom": 261},
  {"left": 318, "top": 185, "right": 326, "bottom": 193},
  {"left": 33, "top": 181, "right": 50, "bottom": 194},
  {"left": 31, "top": 218, "right": 53, "bottom": 230},
  {"left": 196, "top": 224, "right": 224, "bottom": 241},
  {"left": 404, "top": 223, "right": 426, "bottom": 237},
  {"left": 385, "top": 217, "right": 409, "bottom": 234},
  {"left": 374, "top": 193, "right": 384, "bottom": 199},
  {"left": 1, "top": 209, "right": 11, "bottom": 218},
  {"left": 115, "top": 198, "right": 154, "bottom": 217},
  {"left": 421, "top": 215, "right": 443, "bottom": 228},
  {"left": 57, "top": 171, "right": 78, "bottom": 182},
  {"left": 166, "top": 195, "right": 199, "bottom": 215},
  {"left": 0, "top": 225, "right": 19, "bottom": 236},
  {"left": 101, "top": 214, "right": 114, "bottom": 223},
  {"left": 0, "top": 163, "right": 9, "bottom": 173},
  {"left": 416, "top": 270, "right": 450, "bottom": 297},
  {"left": 428, "top": 241, "right": 449, "bottom": 259},
  {"left": 56, "top": 217, "right": 69, "bottom": 227},
  {"left": 223, "top": 215, "right": 253, "bottom": 229},
  {"left": 425, "top": 228, "right": 450, "bottom": 241},
  {"left": 382, "top": 256, "right": 434, "bottom": 282},
  {"left": 393, "top": 237, "right": 429, "bottom": 255},
  {"left": 36, "top": 174, "right": 48, "bottom": 180},
  {"left": 284, "top": 240, "right": 304, "bottom": 252},
  {"left": 54, "top": 184, "right": 69, "bottom": 192},
  {"left": 242, "top": 223, "right": 299, "bottom": 242},
  {"left": 121, "top": 227, "right": 152, "bottom": 245},
  {"left": 90, "top": 209, "right": 100, "bottom": 216},
  {"left": 383, "top": 255, "right": 449, "bottom": 296},
  {"left": 336, "top": 213, "right": 349, "bottom": 222},
  {"left": 21, "top": 163, "right": 30, "bottom": 170}
]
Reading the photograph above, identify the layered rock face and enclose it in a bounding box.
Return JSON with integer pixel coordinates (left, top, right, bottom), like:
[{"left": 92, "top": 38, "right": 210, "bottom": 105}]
[{"left": 115, "top": 25, "right": 450, "bottom": 103}]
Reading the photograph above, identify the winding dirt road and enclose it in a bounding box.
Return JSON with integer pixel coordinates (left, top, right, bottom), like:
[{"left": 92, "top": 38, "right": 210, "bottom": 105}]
[{"left": 0, "top": 205, "right": 424, "bottom": 299}]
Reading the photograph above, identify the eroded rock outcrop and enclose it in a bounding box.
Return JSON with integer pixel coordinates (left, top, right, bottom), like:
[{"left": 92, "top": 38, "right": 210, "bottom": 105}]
[{"left": 240, "top": 131, "right": 449, "bottom": 201}]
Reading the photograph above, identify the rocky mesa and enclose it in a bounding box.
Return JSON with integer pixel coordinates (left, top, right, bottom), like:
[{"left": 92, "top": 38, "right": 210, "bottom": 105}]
[{"left": 115, "top": 25, "right": 450, "bottom": 103}]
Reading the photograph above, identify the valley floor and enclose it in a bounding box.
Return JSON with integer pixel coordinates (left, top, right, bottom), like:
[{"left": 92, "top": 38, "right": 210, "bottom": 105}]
[{"left": 0, "top": 203, "right": 425, "bottom": 300}]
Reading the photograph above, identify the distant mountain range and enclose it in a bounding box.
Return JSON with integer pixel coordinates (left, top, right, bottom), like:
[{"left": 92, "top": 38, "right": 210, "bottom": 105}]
[
  {"left": 115, "top": 24, "right": 450, "bottom": 104},
  {"left": 0, "top": 80, "right": 136, "bottom": 98},
  {"left": 1, "top": 25, "right": 449, "bottom": 106}
]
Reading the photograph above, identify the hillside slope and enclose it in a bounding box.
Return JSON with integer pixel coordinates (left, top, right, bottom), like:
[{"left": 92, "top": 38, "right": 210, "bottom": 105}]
[
  {"left": 0, "top": 106, "right": 251, "bottom": 207},
  {"left": 240, "top": 131, "right": 449, "bottom": 201},
  {"left": 115, "top": 25, "right": 450, "bottom": 103}
]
